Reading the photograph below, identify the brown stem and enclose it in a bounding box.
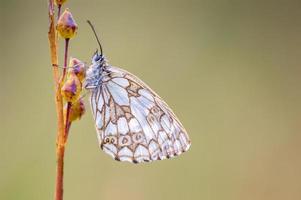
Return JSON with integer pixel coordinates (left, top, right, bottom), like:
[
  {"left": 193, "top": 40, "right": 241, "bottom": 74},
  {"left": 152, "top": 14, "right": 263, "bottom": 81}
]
[
  {"left": 61, "top": 38, "right": 70, "bottom": 82},
  {"left": 55, "top": 144, "right": 65, "bottom": 200},
  {"left": 48, "top": 0, "right": 59, "bottom": 84},
  {"left": 66, "top": 122, "right": 72, "bottom": 139},
  {"left": 64, "top": 102, "right": 72, "bottom": 140},
  {"left": 48, "top": 1, "right": 66, "bottom": 200},
  {"left": 57, "top": 5, "right": 62, "bottom": 21}
]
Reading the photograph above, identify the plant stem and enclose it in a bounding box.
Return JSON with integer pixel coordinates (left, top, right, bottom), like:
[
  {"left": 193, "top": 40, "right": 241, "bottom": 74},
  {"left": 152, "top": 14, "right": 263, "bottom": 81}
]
[
  {"left": 62, "top": 38, "right": 70, "bottom": 81},
  {"left": 55, "top": 144, "right": 65, "bottom": 200},
  {"left": 57, "top": 5, "right": 62, "bottom": 21},
  {"left": 63, "top": 37, "right": 72, "bottom": 141},
  {"left": 47, "top": 1, "right": 66, "bottom": 200},
  {"left": 64, "top": 102, "right": 72, "bottom": 140}
]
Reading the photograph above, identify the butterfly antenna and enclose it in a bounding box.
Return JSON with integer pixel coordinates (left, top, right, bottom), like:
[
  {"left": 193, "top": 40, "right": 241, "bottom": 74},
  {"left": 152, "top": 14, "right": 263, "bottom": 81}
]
[{"left": 87, "top": 20, "right": 103, "bottom": 55}]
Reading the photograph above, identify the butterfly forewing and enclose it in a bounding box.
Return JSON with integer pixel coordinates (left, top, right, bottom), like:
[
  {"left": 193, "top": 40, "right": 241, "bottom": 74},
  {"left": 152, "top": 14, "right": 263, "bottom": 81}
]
[{"left": 90, "top": 65, "right": 191, "bottom": 163}]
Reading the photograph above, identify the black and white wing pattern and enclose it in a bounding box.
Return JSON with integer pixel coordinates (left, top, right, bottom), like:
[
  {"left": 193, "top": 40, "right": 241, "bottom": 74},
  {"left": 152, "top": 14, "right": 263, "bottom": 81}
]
[{"left": 90, "top": 65, "right": 191, "bottom": 163}]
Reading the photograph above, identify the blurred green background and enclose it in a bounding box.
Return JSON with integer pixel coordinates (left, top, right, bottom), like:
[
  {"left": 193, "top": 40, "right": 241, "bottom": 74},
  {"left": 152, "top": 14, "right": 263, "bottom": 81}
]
[{"left": 1, "top": 0, "right": 301, "bottom": 200}]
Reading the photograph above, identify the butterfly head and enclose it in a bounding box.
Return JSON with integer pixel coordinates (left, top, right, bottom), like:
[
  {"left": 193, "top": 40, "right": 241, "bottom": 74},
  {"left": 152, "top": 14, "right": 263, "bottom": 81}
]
[
  {"left": 84, "top": 51, "right": 107, "bottom": 90},
  {"left": 92, "top": 50, "right": 105, "bottom": 64},
  {"left": 85, "top": 20, "right": 108, "bottom": 90}
]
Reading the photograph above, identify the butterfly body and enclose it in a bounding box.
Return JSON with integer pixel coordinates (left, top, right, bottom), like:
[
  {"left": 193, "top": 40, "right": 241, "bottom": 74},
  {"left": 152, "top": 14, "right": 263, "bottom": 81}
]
[{"left": 85, "top": 52, "right": 191, "bottom": 163}]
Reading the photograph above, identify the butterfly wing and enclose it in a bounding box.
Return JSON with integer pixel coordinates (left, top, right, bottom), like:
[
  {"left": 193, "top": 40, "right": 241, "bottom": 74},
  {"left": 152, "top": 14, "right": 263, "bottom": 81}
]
[{"left": 90, "top": 66, "right": 191, "bottom": 163}]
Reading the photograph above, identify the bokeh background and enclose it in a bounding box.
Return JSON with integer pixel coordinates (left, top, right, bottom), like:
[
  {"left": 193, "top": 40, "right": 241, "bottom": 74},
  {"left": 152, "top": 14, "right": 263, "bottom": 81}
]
[{"left": 1, "top": 0, "right": 301, "bottom": 200}]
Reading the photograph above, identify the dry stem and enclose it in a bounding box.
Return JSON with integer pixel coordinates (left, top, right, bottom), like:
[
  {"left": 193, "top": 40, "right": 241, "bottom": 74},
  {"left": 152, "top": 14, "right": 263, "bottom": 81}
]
[{"left": 47, "top": 1, "right": 68, "bottom": 200}]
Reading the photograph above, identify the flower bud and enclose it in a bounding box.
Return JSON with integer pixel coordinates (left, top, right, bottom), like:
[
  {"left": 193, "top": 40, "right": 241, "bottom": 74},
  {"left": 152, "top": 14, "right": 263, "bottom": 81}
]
[
  {"left": 61, "top": 73, "right": 81, "bottom": 103},
  {"left": 56, "top": 9, "right": 78, "bottom": 39},
  {"left": 65, "top": 99, "right": 86, "bottom": 122},
  {"left": 68, "top": 57, "right": 86, "bottom": 82},
  {"left": 55, "top": 0, "right": 67, "bottom": 6}
]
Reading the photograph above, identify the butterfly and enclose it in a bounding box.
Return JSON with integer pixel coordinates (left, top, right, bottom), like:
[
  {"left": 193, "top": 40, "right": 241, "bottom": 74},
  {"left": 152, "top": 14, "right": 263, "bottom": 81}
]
[{"left": 84, "top": 21, "right": 191, "bottom": 163}]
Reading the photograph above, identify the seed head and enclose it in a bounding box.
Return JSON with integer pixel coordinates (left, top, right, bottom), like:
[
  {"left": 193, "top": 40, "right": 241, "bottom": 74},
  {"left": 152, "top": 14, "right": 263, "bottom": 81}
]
[
  {"left": 65, "top": 99, "right": 86, "bottom": 122},
  {"left": 61, "top": 73, "right": 81, "bottom": 103},
  {"left": 55, "top": 0, "right": 67, "bottom": 6},
  {"left": 56, "top": 9, "right": 78, "bottom": 39},
  {"left": 68, "top": 57, "right": 86, "bottom": 82}
]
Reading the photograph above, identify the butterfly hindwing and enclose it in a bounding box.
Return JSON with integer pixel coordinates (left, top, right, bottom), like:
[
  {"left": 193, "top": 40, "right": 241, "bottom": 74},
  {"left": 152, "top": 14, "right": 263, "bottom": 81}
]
[{"left": 90, "top": 66, "right": 191, "bottom": 163}]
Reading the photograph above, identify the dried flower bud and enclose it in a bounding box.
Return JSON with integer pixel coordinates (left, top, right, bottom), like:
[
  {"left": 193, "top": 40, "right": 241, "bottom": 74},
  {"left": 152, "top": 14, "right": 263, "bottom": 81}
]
[
  {"left": 55, "top": 0, "right": 67, "bottom": 6},
  {"left": 56, "top": 9, "right": 78, "bottom": 39},
  {"left": 65, "top": 99, "right": 86, "bottom": 122},
  {"left": 61, "top": 73, "right": 81, "bottom": 103},
  {"left": 68, "top": 57, "right": 86, "bottom": 82}
]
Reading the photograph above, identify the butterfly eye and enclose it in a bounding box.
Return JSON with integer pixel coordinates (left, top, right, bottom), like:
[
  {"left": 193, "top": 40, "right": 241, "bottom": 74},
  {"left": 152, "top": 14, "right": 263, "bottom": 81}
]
[
  {"left": 94, "top": 55, "right": 101, "bottom": 62},
  {"left": 91, "top": 53, "right": 101, "bottom": 63}
]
